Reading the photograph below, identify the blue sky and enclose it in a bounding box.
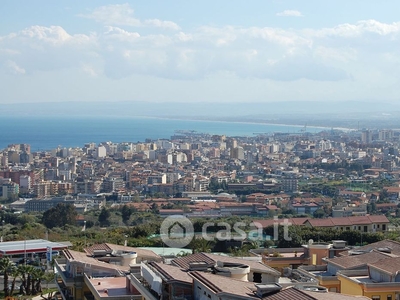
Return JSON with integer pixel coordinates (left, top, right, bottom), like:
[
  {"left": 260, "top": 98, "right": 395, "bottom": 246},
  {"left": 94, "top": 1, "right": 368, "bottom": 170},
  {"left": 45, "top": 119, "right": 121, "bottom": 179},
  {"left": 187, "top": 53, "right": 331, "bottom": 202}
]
[{"left": 1, "top": 1, "right": 400, "bottom": 104}]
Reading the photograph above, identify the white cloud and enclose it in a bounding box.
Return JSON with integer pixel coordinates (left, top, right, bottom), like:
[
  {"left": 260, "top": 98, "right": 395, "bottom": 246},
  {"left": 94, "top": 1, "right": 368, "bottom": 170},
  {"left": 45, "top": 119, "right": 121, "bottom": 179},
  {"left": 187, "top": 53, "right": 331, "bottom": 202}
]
[
  {"left": 104, "top": 26, "right": 140, "bottom": 41},
  {"left": 144, "top": 19, "right": 181, "bottom": 30},
  {"left": 81, "top": 64, "right": 99, "bottom": 77},
  {"left": 312, "top": 20, "right": 400, "bottom": 38},
  {"left": 79, "top": 3, "right": 180, "bottom": 30},
  {"left": 5, "top": 60, "right": 25, "bottom": 75},
  {"left": 0, "top": 26, "right": 97, "bottom": 74},
  {"left": 2, "top": 18, "right": 400, "bottom": 86},
  {"left": 79, "top": 3, "right": 141, "bottom": 26},
  {"left": 276, "top": 10, "right": 304, "bottom": 17}
]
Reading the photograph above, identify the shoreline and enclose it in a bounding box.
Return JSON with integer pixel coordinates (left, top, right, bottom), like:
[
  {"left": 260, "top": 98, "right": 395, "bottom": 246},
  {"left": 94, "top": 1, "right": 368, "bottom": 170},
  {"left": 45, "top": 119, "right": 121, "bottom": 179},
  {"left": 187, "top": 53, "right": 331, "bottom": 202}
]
[{"left": 4, "top": 114, "right": 351, "bottom": 132}]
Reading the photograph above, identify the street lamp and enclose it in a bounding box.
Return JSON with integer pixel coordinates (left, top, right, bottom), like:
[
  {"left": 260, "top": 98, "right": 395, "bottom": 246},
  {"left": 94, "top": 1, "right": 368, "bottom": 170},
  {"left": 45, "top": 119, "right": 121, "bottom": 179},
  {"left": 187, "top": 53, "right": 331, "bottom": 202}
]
[
  {"left": 24, "top": 238, "right": 27, "bottom": 265},
  {"left": 1, "top": 219, "right": 4, "bottom": 242},
  {"left": 84, "top": 221, "right": 87, "bottom": 248}
]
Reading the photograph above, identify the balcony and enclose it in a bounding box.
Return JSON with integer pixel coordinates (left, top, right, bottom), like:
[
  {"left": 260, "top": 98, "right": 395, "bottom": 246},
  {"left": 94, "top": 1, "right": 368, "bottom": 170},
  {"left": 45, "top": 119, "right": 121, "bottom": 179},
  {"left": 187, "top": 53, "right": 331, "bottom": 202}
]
[
  {"left": 128, "top": 274, "right": 158, "bottom": 300},
  {"left": 54, "top": 260, "right": 75, "bottom": 287}
]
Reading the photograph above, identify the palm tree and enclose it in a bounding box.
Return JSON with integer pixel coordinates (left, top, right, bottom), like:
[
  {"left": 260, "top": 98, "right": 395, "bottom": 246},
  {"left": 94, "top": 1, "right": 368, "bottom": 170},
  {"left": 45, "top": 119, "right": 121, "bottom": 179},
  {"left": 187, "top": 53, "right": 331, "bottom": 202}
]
[
  {"left": 25, "top": 265, "right": 36, "bottom": 295},
  {"left": 189, "top": 237, "right": 214, "bottom": 253},
  {"left": 9, "top": 265, "right": 21, "bottom": 297},
  {"left": 0, "top": 257, "right": 14, "bottom": 296},
  {"left": 18, "top": 264, "right": 32, "bottom": 295},
  {"left": 31, "top": 268, "right": 45, "bottom": 295}
]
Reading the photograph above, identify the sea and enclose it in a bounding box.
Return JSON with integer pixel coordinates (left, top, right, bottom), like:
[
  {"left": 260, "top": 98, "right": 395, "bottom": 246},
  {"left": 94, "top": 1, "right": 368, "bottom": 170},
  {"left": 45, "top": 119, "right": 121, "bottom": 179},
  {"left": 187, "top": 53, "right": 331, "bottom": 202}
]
[{"left": 0, "top": 116, "right": 326, "bottom": 151}]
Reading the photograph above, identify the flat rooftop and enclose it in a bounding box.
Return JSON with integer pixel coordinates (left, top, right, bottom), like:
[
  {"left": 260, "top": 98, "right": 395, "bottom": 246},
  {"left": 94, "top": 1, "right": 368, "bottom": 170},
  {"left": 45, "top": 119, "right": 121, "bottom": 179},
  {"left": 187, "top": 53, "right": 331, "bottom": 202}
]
[
  {"left": 0, "top": 239, "right": 68, "bottom": 255},
  {"left": 88, "top": 277, "right": 140, "bottom": 298}
]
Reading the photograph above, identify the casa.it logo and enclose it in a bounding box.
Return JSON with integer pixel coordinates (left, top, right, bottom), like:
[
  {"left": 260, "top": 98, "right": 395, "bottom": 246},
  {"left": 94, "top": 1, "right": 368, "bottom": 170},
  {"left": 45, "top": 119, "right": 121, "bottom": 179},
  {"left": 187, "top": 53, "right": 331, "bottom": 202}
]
[{"left": 160, "top": 215, "right": 194, "bottom": 248}]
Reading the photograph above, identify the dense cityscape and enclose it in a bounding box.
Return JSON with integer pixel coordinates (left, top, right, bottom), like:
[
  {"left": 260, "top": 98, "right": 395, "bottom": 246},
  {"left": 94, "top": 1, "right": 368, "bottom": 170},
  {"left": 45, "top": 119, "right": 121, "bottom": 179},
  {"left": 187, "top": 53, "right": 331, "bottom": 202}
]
[
  {"left": 1, "top": 128, "right": 400, "bottom": 299},
  {"left": 3, "top": 1, "right": 400, "bottom": 299}
]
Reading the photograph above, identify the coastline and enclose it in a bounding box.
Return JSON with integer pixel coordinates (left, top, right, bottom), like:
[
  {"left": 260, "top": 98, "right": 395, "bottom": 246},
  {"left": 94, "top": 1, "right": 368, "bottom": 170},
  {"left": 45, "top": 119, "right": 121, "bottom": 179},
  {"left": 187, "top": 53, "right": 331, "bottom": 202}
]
[
  {"left": 0, "top": 115, "right": 354, "bottom": 150},
  {"left": 0, "top": 113, "right": 354, "bottom": 131}
]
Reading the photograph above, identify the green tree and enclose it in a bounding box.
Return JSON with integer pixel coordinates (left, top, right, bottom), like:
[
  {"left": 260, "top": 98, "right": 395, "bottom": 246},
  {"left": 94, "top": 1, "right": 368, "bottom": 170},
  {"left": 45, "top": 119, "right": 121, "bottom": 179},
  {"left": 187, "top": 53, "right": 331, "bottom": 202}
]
[
  {"left": 98, "top": 207, "right": 111, "bottom": 227},
  {"left": 313, "top": 209, "right": 326, "bottom": 218},
  {"left": 9, "top": 264, "right": 20, "bottom": 297},
  {"left": 42, "top": 203, "right": 77, "bottom": 229},
  {"left": 150, "top": 203, "right": 159, "bottom": 214},
  {"left": 30, "top": 267, "right": 45, "bottom": 295},
  {"left": 0, "top": 257, "right": 14, "bottom": 296},
  {"left": 189, "top": 237, "right": 214, "bottom": 253},
  {"left": 121, "top": 205, "right": 133, "bottom": 225}
]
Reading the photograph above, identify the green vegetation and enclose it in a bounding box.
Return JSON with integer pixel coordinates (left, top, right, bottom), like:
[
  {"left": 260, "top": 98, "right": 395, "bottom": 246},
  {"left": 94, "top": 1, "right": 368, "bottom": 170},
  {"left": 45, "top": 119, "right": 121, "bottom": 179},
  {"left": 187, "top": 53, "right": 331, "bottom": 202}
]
[
  {"left": 0, "top": 256, "right": 56, "bottom": 298},
  {"left": 263, "top": 225, "right": 385, "bottom": 248},
  {"left": 42, "top": 203, "right": 77, "bottom": 229}
]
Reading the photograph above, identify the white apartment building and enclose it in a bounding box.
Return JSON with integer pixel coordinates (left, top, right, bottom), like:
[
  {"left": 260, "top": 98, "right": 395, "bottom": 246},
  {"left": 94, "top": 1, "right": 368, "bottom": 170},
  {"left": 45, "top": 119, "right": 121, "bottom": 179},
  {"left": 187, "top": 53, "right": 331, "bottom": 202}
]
[{"left": 96, "top": 145, "right": 107, "bottom": 158}]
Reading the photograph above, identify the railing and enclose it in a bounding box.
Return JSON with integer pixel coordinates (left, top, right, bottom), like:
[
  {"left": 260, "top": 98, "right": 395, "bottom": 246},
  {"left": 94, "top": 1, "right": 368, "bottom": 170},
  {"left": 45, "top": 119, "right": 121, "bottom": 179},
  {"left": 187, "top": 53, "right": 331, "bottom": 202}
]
[
  {"left": 54, "top": 261, "right": 75, "bottom": 286},
  {"left": 129, "top": 274, "right": 159, "bottom": 300}
]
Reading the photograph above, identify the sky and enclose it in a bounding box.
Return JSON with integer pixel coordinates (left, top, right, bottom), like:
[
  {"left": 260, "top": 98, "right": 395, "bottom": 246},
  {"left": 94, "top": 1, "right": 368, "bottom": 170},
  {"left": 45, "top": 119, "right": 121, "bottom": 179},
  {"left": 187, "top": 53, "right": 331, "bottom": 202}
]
[{"left": 1, "top": 1, "right": 400, "bottom": 104}]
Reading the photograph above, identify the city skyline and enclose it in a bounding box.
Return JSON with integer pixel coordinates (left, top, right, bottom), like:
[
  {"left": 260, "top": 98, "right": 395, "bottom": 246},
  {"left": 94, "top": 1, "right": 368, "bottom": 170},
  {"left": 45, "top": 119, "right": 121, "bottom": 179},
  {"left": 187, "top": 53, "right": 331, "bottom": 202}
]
[{"left": 1, "top": 1, "right": 400, "bottom": 104}]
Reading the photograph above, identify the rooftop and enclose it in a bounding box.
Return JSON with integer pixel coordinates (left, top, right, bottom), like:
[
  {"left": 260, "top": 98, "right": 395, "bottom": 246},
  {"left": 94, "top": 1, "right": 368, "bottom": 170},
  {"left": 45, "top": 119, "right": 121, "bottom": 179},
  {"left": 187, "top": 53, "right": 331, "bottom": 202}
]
[
  {"left": 84, "top": 243, "right": 161, "bottom": 260},
  {"left": 87, "top": 276, "right": 140, "bottom": 298},
  {"left": 172, "top": 252, "right": 280, "bottom": 276},
  {"left": 326, "top": 250, "right": 395, "bottom": 269},
  {"left": 0, "top": 239, "right": 68, "bottom": 255}
]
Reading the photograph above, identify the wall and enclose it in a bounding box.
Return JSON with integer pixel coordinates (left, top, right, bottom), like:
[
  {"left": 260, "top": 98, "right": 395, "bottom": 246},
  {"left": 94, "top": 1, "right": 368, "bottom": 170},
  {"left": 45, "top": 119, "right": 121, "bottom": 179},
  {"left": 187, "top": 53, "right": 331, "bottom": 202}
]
[
  {"left": 193, "top": 280, "right": 219, "bottom": 300},
  {"left": 337, "top": 275, "right": 363, "bottom": 296}
]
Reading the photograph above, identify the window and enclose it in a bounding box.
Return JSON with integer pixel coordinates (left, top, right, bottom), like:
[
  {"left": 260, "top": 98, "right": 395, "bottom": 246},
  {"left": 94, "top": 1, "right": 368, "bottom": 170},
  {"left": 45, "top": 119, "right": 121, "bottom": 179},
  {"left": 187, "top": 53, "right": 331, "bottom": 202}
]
[
  {"left": 371, "top": 296, "right": 380, "bottom": 300},
  {"left": 387, "top": 295, "right": 392, "bottom": 300},
  {"left": 383, "top": 224, "right": 387, "bottom": 230},
  {"left": 253, "top": 272, "right": 262, "bottom": 283}
]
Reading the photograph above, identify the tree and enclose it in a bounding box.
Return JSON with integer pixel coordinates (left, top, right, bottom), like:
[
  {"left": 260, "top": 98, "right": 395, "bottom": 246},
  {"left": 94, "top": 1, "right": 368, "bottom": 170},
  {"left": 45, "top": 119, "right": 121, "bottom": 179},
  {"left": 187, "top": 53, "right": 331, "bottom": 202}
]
[
  {"left": 30, "top": 267, "right": 45, "bottom": 295},
  {"left": 313, "top": 209, "right": 326, "bottom": 219},
  {"left": 121, "top": 205, "right": 132, "bottom": 225},
  {"left": 98, "top": 207, "right": 111, "bottom": 227},
  {"left": 189, "top": 237, "right": 214, "bottom": 253},
  {"left": 9, "top": 264, "right": 20, "bottom": 297},
  {"left": 0, "top": 257, "right": 14, "bottom": 296},
  {"left": 42, "top": 203, "right": 77, "bottom": 229},
  {"left": 150, "top": 203, "right": 159, "bottom": 214}
]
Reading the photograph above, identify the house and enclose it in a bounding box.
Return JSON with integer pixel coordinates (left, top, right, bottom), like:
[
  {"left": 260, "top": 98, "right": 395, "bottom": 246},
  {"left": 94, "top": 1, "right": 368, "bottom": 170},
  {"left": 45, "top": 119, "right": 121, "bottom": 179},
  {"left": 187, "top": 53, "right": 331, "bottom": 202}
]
[
  {"left": 384, "top": 186, "right": 400, "bottom": 201},
  {"left": 259, "top": 240, "right": 349, "bottom": 276},
  {"left": 171, "top": 252, "right": 281, "bottom": 284},
  {"left": 54, "top": 245, "right": 161, "bottom": 300},
  {"left": 130, "top": 262, "right": 193, "bottom": 299},
  {"left": 290, "top": 201, "right": 320, "bottom": 215},
  {"left": 338, "top": 190, "right": 367, "bottom": 200},
  {"left": 298, "top": 240, "right": 400, "bottom": 294},
  {"left": 303, "top": 215, "right": 389, "bottom": 233},
  {"left": 337, "top": 256, "right": 400, "bottom": 300},
  {"left": 190, "top": 271, "right": 369, "bottom": 300},
  {"left": 255, "top": 215, "right": 389, "bottom": 233},
  {"left": 190, "top": 270, "right": 276, "bottom": 300}
]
